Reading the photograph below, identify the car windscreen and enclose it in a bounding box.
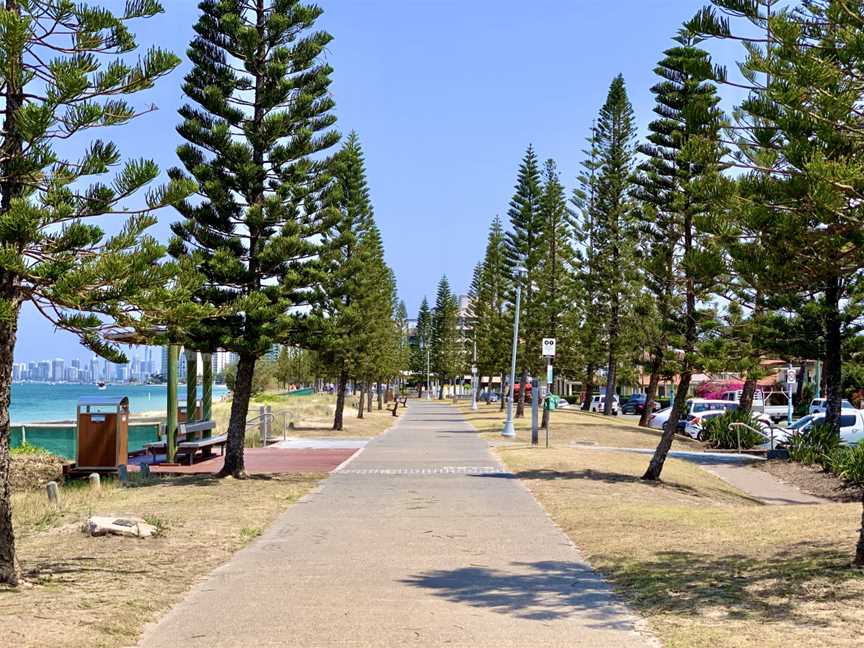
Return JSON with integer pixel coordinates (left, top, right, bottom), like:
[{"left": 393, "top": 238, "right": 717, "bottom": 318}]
[{"left": 790, "top": 415, "right": 814, "bottom": 430}]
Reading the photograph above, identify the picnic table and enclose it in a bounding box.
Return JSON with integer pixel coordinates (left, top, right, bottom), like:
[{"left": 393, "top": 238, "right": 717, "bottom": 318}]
[{"left": 144, "top": 420, "right": 226, "bottom": 465}]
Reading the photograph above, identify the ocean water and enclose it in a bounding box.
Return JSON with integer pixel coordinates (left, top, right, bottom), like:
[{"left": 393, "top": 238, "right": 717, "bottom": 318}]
[{"left": 9, "top": 383, "right": 229, "bottom": 424}]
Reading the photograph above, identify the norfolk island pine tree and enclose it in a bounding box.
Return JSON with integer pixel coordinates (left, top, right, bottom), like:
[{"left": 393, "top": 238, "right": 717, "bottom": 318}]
[
  {"left": 505, "top": 145, "right": 544, "bottom": 418},
  {"left": 169, "top": 0, "right": 340, "bottom": 477},
  {"left": 0, "top": 1, "right": 195, "bottom": 586}
]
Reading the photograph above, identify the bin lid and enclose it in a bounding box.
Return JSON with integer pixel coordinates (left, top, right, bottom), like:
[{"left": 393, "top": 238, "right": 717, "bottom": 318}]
[{"left": 77, "top": 395, "right": 129, "bottom": 408}]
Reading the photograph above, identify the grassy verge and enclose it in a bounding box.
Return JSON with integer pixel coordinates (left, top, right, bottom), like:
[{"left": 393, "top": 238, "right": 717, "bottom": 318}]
[
  {"left": 459, "top": 402, "right": 864, "bottom": 648},
  {"left": 4, "top": 473, "right": 320, "bottom": 648},
  {"left": 208, "top": 391, "right": 400, "bottom": 445}
]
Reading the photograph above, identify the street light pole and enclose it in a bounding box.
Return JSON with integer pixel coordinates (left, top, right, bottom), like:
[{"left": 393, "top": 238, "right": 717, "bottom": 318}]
[
  {"left": 502, "top": 267, "right": 526, "bottom": 437},
  {"left": 471, "top": 334, "right": 478, "bottom": 412},
  {"left": 426, "top": 344, "right": 432, "bottom": 401}
]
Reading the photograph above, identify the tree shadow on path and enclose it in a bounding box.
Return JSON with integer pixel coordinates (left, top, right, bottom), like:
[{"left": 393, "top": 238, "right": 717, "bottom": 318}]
[{"left": 402, "top": 560, "right": 639, "bottom": 629}]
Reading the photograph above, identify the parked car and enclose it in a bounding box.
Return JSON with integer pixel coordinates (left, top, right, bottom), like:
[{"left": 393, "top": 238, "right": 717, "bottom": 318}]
[
  {"left": 774, "top": 408, "right": 864, "bottom": 446},
  {"left": 588, "top": 394, "right": 619, "bottom": 415},
  {"left": 720, "top": 389, "right": 791, "bottom": 422},
  {"left": 809, "top": 398, "right": 855, "bottom": 415},
  {"left": 648, "top": 399, "right": 739, "bottom": 430},
  {"left": 684, "top": 409, "right": 772, "bottom": 441},
  {"left": 621, "top": 394, "right": 646, "bottom": 415},
  {"left": 635, "top": 400, "right": 662, "bottom": 416}
]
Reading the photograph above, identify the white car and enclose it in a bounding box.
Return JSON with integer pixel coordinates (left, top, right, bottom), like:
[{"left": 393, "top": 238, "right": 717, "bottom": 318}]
[
  {"left": 808, "top": 398, "right": 855, "bottom": 415},
  {"left": 684, "top": 409, "right": 773, "bottom": 441},
  {"left": 774, "top": 408, "right": 864, "bottom": 446},
  {"left": 588, "top": 394, "right": 619, "bottom": 415},
  {"left": 648, "top": 399, "right": 739, "bottom": 430}
]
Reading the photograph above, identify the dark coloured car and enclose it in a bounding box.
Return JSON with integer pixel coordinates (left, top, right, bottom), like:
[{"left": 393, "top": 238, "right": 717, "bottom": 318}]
[{"left": 621, "top": 394, "right": 646, "bottom": 414}]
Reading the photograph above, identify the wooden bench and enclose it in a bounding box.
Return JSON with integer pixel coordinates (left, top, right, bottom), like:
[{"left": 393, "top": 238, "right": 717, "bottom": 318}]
[{"left": 176, "top": 421, "right": 226, "bottom": 465}]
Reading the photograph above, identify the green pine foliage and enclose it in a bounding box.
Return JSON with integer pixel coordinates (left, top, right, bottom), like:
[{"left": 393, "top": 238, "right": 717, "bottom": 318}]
[
  {"left": 469, "top": 216, "right": 512, "bottom": 392},
  {"left": 505, "top": 145, "right": 545, "bottom": 414},
  {"left": 592, "top": 75, "right": 640, "bottom": 415},
  {"left": 431, "top": 275, "right": 462, "bottom": 398},
  {"left": 169, "top": 0, "right": 340, "bottom": 475},
  {"left": 0, "top": 0, "right": 192, "bottom": 587},
  {"left": 411, "top": 297, "right": 434, "bottom": 388},
  {"left": 641, "top": 33, "right": 729, "bottom": 481}
]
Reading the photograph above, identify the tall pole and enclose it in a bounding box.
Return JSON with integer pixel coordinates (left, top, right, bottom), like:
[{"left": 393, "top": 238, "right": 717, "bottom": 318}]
[
  {"left": 471, "top": 333, "right": 478, "bottom": 411},
  {"left": 166, "top": 344, "right": 179, "bottom": 463},
  {"left": 426, "top": 343, "right": 432, "bottom": 401},
  {"left": 202, "top": 352, "right": 213, "bottom": 421},
  {"left": 502, "top": 276, "right": 524, "bottom": 438}
]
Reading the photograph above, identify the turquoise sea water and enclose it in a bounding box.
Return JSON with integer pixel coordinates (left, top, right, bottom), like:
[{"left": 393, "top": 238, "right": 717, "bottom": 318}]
[{"left": 9, "top": 382, "right": 229, "bottom": 424}]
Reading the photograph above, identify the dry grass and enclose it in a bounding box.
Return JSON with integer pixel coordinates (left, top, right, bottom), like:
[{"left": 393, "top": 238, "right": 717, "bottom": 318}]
[
  {"left": 207, "top": 391, "right": 400, "bottom": 445},
  {"left": 459, "top": 403, "right": 864, "bottom": 648},
  {"left": 4, "top": 472, "right": 320, "bottom": 648},
  {"left": 457, "top": 401, "right": 701, "bottom": 450}
]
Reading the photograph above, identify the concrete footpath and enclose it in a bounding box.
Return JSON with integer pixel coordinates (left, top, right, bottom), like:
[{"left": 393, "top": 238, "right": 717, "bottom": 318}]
[{"left": 139, "top": 401, "right": 656, "bottom": 648}]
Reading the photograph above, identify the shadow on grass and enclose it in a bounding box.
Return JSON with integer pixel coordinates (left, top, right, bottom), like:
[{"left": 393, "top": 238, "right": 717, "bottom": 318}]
[
  {"left": 402, "top": 560, "right": 636, "bottom": 626},
  {"left": 403, "top": 549, "right": 864, "bottom": 629},
  {"left": 474, "top": 469, "right": 703, "bottom": 496},
  {"left": 20, "top": 556, "right": 149, "bottom": 582},
  {"left": 604, "top": 544, "right": 864, "bottom": 626}
]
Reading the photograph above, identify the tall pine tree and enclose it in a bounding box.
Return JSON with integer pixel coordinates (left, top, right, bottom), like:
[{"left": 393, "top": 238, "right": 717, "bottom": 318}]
[
  {"left": 0, "top": 0, "right": 191, "bottom": 586},
  {"left": 169, "top": 0, "right": 339, "bottom": 476},
  {"left": 593, "top": 75, "right": 639, "bottom": 415},
  {"left": 431, "top": 275, "right": 461, "bottom": 399},
  {"left": 505, "top": 145, "right": 544, "bottom": 416},
  {"left": 642, "top": 33, "right": 728, "bottom": 481},
  {"left": 314, "top": 133, "right": 374, "bottom": 430}
]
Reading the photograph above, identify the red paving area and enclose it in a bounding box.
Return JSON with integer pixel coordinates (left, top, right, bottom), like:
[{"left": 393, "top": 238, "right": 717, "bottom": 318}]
[{"left": 128, "top": 447, "right": 357, "bottom": 475}]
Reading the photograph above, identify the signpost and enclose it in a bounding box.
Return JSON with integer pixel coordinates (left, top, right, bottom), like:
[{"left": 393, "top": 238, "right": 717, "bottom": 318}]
[
  {"left": 542, "top": 339, "right": 556, "bottom": 448},
  {"left": 786, "top": 366, "right": 796, "bottom": 426}
]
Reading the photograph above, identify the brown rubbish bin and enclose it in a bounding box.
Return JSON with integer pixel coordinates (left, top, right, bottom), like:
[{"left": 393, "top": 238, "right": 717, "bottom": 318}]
[{"left": 76, "top": 396, "right": 129, "bottom": 471}]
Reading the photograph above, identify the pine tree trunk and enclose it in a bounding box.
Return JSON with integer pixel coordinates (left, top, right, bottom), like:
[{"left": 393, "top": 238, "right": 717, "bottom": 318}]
[
  {"left": 438, "top": 379, "right": 444, "bottom": 400},
  {"left": 219, "top": 353, "right": 255, "bottom": 478},
  {"left": 499, "top": 372, "right": 505, "bottom": 411},
  {"left": 824, "top": 276, "right": 843, "bottom": 435},
  {"left": 357, "top": 383, "right": 365, "bottom": 419},
  {"left": 604, "top": 351, "right": 617, "bottom": 416},
  {"left": 377, "top": 382, "right": 383, "bottom": 410},
  {"left": 639, "top": 350, "right": 664, "bottom": 427},
  {"left": 367, "top": 384, "right": 373, "bottom": 412},
  {"left": 739, "top": 374, "right": 757, "bottom": 414},
  {"left": 645, "top": 213, "right": 696, "bottom": 481},
  {"left": 516, "top": 369, "right": 527, "bottom": 418},
  {"left": 0, "top": 312, "right": 21, "bottom": 586},
  {"left": 332, "top": 369, "right": 348, "bottom": 431},
  {"left": 643, "top": 370, "right": 692, "bottom": 481},
  {"left": 582, "top": 363, "right": 595, "bottom": 411},
  {"left": 855, "top": 489, "right": 864, "bottom": 567}
]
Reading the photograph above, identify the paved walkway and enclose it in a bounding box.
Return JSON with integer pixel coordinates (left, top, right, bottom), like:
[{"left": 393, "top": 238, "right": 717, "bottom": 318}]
[
  {"left": 571, "top": 445, "right": 827, "bottom": 505},
  {"left": 128, "top": 447, "right": 357, "bottom": 475},
  {"left": 139, "top": 401, "right": 656, "bottom": 647}
]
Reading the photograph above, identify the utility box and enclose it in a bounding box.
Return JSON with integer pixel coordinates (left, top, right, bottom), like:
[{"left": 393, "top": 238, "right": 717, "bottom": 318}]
[{"left": 76, "top": 396, "right": 129, "bottom": 471}]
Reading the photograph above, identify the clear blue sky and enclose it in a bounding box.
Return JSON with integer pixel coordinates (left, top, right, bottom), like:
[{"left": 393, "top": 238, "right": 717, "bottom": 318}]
[{"left": 15, "top": 0, "right": 743, "bottom": 363}]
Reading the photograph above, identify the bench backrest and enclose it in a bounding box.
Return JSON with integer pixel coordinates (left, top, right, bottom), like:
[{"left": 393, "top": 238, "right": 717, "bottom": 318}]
[{"left": 179, "top": 420, "right": 216, "bottom": 435}]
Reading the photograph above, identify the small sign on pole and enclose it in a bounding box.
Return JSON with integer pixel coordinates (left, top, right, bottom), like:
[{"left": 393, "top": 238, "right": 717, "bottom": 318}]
[{"left": 542, "top": 338, "right": 556, "bottom": 357}]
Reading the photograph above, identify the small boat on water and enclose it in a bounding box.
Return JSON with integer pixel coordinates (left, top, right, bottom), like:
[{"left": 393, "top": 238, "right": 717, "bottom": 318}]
[{"left": 96, "top": 381, "right": 108, "bottom": 390}]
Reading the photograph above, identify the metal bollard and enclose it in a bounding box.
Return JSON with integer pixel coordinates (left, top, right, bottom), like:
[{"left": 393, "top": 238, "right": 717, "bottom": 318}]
[{"left": 140, "top": 463, "right": 151, "bottom": 479}]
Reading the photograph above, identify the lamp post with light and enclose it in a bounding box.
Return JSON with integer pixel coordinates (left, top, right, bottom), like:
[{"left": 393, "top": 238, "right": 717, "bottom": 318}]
[{"left": 502, "top": 266, "right": 527, "bottom": 438}]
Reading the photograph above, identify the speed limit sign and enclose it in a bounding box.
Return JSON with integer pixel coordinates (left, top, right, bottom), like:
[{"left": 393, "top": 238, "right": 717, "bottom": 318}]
[{"left": 542, "top": 338, "right": 556, "bottom": 357}]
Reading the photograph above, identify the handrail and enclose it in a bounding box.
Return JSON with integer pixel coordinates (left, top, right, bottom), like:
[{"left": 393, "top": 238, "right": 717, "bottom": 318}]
[
  {"left": 728, "top": 421, "right": 776, "bottom": 453},
  {"left": 244, "top": 408, "right": 294, "bottom": 446}
]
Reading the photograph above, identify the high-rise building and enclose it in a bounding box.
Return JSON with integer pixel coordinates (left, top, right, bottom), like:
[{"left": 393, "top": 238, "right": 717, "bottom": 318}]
[
  {"left": 52, "top": 358, "right": 64, "bottom": 382},
  {"left": 70, "top": 358, "right": 80, "bottom": 369},
  {"left": 28, "top": 361, "right": 37, "bottom": 380}
]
